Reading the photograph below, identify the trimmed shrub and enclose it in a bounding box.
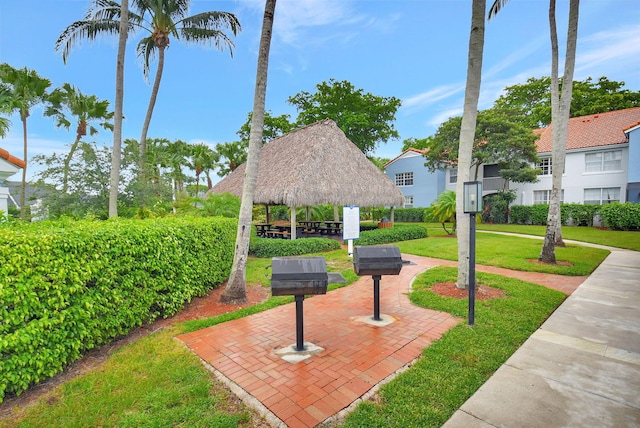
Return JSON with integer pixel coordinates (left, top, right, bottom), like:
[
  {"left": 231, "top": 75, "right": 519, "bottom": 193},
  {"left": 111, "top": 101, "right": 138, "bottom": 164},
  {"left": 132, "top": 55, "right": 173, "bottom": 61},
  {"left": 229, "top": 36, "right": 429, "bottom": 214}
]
[
  {"left": 563, "top": 203, "right": 600, "bottom": 226},
  {"left": 249, "top": 237, "right": 341, "bottom": 258},
  {"left": 354, "top": 224, "right": 427, "bottom": 246},
  {"left": 600, "top": 202, "right": 640, "bottom": 230},
  {"left": 509, "top": 205, "right": 530, "bottom": 224},
  {"left": 0, "top": 217, "right": 235, "bottom": 401}
]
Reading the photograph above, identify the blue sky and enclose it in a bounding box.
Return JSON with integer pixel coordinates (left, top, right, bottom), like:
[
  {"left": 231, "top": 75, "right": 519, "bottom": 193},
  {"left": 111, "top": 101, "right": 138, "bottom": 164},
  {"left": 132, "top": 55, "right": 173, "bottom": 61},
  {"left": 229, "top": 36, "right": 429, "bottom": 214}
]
[{"left": 1, "top": 0, "right": 639, "bottom": 183}]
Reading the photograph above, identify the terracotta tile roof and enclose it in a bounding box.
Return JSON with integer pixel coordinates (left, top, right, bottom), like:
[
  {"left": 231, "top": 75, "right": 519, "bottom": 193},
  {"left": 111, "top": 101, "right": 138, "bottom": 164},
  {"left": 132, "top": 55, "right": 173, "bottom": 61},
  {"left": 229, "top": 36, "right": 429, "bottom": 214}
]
[
  {"left": 384, "top": 148, "right": 427, "bottom": 167},
  {"left": 535, "top": 107, "right": 640, "bottom": 153},
  {"left": 0, "top": 148, "right": 26, "bottom": 169}
]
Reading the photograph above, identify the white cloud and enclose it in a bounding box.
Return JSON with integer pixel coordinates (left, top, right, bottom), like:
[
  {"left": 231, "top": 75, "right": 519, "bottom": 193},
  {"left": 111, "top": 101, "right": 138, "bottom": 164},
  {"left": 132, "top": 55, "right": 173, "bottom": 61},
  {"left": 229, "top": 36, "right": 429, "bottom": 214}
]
[{"left": 402, "top": 83, "right": 465, "bottom": 113}]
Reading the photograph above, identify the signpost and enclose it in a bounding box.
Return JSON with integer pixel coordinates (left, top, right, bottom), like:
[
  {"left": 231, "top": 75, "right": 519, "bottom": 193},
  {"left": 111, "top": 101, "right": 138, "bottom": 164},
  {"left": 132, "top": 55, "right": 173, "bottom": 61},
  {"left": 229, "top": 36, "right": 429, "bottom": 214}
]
[{"left": 342, "top": 206, "right": 360, "bottom": 257}]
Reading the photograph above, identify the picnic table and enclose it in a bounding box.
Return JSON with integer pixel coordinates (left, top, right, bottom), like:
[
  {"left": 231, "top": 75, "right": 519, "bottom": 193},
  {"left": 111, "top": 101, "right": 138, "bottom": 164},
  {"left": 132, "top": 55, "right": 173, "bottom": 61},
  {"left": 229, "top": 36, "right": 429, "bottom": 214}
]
[
  {"left": 323, "top": 221, "right": 343, "bottom": 235},
  {"left": 254, "top": 223, "right": 272, "bottom": 237}
]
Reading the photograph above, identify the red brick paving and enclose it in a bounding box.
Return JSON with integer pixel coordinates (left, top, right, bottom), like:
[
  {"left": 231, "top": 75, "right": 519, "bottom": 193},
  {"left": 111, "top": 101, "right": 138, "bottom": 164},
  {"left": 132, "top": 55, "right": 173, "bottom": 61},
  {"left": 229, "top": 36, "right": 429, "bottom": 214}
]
[{"left": 177, "top": 254, "right": 584, "bottom": 427}]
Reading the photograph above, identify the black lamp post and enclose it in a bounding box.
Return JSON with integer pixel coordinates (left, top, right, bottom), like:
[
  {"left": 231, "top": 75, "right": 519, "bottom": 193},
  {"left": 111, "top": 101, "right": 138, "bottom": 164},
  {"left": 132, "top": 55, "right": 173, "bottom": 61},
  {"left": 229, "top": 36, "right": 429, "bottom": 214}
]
[{"left": 463, "top": 181, "right": 482, "bottom": 326}]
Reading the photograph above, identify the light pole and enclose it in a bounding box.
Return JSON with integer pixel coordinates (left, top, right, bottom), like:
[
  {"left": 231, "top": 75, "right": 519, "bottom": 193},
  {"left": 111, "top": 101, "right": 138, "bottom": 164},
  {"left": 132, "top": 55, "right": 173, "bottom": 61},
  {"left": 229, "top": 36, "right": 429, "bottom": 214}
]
[{"left": 463, "top": 181, "right": 482, "bottom": 326}]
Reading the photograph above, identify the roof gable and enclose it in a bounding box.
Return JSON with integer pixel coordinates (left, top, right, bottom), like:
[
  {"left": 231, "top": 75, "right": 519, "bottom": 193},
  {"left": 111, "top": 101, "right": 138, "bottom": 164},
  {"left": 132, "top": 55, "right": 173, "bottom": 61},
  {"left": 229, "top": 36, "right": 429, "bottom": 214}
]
[
  {"left": 384, "top": 148, "right": 426, "bottom": 167},
  {"left": 0, "top": 148, "right": 26, "bottom": 169},
  {"left": 535, "top": 107, "right": 640, "bottom": 153}
]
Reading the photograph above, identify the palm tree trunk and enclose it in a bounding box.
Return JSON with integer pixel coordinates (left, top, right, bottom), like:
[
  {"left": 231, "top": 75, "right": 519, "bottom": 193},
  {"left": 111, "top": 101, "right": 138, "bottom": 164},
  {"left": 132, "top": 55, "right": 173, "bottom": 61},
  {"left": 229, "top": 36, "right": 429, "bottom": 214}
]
[
  {"left": 222, "top": 0, "right": 276, "bottom": 304},
  {"left": 540, "top": 0, "right": 579, "bottom": 262},
  {"left": 456, "top": 0, "right": 486, "bottom": 289},
  {"left": 109, "top": 0, "right": 128, "bottom": 218},
  {"left": 62, "top": 136, "right": 82, "bottom": 193},
  {"left": 139, "top": 46, "right": 166, "bottom": 192},
  {"left": 20, "top": 116, "right": 28, "bottom": 220}
]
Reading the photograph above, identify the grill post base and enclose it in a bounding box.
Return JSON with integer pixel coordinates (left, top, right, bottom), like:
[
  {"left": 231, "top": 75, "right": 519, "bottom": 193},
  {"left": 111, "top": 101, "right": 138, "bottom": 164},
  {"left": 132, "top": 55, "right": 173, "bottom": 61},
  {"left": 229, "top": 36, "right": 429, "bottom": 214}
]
[
  {"left": 372, "top": 275, "right": 382, "bottom": 321},
  {"left": 295, "top": 295, "right": 305, "bottom": 351}
]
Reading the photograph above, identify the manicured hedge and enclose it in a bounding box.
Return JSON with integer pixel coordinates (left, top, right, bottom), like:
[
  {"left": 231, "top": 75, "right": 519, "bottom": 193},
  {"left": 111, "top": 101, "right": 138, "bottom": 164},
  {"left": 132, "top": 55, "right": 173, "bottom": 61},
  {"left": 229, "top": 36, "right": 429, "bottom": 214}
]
[
  {"left": 354, "top": 224, "right": 427, "bottom": 246},
  {"left": 510, "top": 203, "right": 599, "bottom": 226},
  {"left": 600, "top": 202, "right": 640, "bottom": 230},
  {"left": 249, "top": 237, "right": 341, "bottom": 258},
  {"left": 0, "top": 217, "right": 236, "bottom": 401}
]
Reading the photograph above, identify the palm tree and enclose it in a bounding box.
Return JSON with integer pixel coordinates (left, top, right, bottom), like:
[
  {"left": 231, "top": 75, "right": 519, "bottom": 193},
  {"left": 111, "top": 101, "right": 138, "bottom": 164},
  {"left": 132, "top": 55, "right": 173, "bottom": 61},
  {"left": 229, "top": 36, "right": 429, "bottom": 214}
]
[
  {"left": 109, "top": 0, "right": 128, "bottom": 218},
  {"left": 188, "top": 142, "right": 217, "bottom": 199},
  {"left": 46, "top": 83, "right": 114, "bottom": 193},
  {"left": 427, "top": 190, "right": 457, "bottom": 235},
  {"left": 214, "top": 141, "right": 246, "bottom": 177},
  {"left": 539, "top": 0, "right": 580, "bottom": 263},
  {"left": 221, "top": 0, "right": 276, "bottom": 304},
  {"left": 56, "top": 0, "right": 241, "bottom": 176},
  {"left": 0, "top": 64, "right": 51, "bottom": 219},
  {"left": 0, "top": 83, "right": 13, "bottom": 137},
  {"left": 455, "top": 0, "right": 486, "bottom": 289}
]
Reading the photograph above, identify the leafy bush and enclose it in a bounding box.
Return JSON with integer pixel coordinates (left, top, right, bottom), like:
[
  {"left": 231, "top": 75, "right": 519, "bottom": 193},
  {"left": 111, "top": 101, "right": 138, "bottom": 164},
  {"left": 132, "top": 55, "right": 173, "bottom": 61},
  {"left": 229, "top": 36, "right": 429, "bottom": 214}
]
[
  {"left": 509, "top": 205, "right": 530, "bottom": 224},
  {"left": 510, "top": 203, "right": 599, "bottom": 226},
  {"left": 0, "top": 217, "right": 236, "bottom": 401},
  {"left": 600, "top": 202, "right": 640, "bottom": 230},
  {"left": 482, "top": 191, "right": 516, "bottom": 224},
  {"left": 354, "top": 225, "right": 427, "bottom": 245},
  {"left": 249, "top": 237, "right": 341, "bottom": 258},
  {"left": 392, "top": 208, "right": 426, "bottom": 222},
  {"left": 562, "top": 203, "right": 600, "bottom": 226}
]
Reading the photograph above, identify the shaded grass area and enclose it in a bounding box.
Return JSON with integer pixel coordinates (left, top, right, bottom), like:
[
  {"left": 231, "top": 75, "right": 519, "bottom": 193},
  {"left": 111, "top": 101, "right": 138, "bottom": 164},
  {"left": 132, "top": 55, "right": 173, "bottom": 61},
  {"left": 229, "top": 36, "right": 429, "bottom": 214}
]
[
  {"left": 476, "top": 223, "right": 640, "bottom": 251},
  {"left": 2, "top": 327, "right": 249, "bottom": 428},
  {"left": 396, "top": 232, "right": 609, "bottom": 275},
  {"left": 341, "top": 266, "right": 567, "bottom": 428}
]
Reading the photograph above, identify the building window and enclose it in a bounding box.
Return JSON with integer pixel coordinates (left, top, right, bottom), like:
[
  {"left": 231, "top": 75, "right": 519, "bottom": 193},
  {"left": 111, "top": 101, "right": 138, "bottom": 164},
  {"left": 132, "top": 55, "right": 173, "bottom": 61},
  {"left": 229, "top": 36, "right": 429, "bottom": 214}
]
[
  {"left": 395, "top": 172, "right": 414, "bottom": 186},
  {"left": 536, "top": 158, "right": 552, "bottom": 175},
  {"left": 449, "top": 167, "right": 457, "bottom": 184},
  {"left": 584, "top": 187, "right": 620, "bottom": 204},
  {"left": 404, "top": 195, "right": 414, "bottom": 207},
  {"left": 533, "top": 190, "right": 564, "bottom": 204},
  {"left": 585, "top": 150, "right": 622, "bottom": 172}
]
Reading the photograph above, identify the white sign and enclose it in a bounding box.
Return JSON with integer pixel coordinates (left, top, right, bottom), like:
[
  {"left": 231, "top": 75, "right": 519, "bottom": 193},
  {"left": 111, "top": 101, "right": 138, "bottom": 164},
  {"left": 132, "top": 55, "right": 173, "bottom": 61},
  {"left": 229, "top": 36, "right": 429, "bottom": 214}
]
[{"left": 342, "top": 206, "right": 360, "bottom": 240}]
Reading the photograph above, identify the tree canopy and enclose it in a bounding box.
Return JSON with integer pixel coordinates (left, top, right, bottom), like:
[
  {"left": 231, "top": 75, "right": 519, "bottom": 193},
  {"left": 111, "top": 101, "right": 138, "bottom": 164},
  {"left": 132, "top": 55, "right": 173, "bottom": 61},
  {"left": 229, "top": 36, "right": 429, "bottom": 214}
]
[
  {"left": 494, "top": 76, "right": 640, "bottom": 129},
  {"left": 426, "top": 108, "right": 540, "bottom": 184},
  {"left": 288, "top": 78, "right": 401, "bottom": 155}
]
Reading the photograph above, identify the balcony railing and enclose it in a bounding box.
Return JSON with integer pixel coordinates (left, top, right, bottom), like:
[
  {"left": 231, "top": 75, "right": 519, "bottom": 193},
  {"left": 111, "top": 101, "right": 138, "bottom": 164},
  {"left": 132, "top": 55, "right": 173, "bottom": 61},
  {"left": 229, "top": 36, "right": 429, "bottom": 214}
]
[{"left": 483, "top": 177, "right": 507, "bottom": 192}]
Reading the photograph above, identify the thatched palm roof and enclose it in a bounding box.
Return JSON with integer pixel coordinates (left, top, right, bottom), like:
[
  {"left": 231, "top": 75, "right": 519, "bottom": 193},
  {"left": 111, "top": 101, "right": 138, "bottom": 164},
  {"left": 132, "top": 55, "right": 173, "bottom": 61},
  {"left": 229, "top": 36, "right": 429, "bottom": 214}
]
[{"left": 210, "top": 119, "right": 405, "bottom": 207}]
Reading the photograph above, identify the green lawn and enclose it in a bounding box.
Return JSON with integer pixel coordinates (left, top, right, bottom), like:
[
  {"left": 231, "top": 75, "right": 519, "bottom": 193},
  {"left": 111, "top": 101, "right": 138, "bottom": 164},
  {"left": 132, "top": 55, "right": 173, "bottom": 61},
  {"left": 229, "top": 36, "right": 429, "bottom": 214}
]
[
  {"left": 1, "top": 228, "right": 623, "bottom": 427},
  {"left": 396, "top": 232, "right": 609, "bottom": 275},
  {"left": 476, "top": 223, "right": 640, "bottom": 251}
]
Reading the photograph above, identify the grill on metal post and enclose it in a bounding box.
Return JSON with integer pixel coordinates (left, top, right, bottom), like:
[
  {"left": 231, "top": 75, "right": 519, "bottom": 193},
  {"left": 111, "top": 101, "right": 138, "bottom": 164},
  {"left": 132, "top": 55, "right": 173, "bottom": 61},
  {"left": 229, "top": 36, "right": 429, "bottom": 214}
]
[
  {"left": 270, "top": 256, "right": 328, "bottom": 351},
  {"left": 352, "top": 246, "right": 403, "bottom": 321}
]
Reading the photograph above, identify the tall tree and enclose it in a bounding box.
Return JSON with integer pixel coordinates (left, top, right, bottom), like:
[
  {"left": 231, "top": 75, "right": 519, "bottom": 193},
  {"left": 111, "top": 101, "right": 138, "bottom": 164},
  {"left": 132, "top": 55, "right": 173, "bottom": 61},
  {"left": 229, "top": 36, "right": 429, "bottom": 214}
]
[
  {"left": 56, "top": 0, "right": 240, "bottom": 177},
  {"left": 0, "top": 64, "right": 51, "bottom": 219},
  {"left": 426, "top": 109, "right": 539, "bottom": 183},
  {"left": 288, "top": 79, "right": 401, "bottom": 155},
  {"left": 46, "top": 83, "right": 114, "bottom": 193},
  {"left": 0, "top": 83, "right": 13, "bottom": 137},
  {"left": 492, "top": 76, "right": 639, "bottom": 128},
  {"left": 221, "top": 0, "right": 276, "bottom": 304},
  {"left": 109, "top": 0, "right": 128, "bottom": 218},
  {"left": 189, "top": 142, "right": 217, "bottom": 199},
  {"left": 214, "top": 140, "right": 245, "bottom": 177},
  {"left": 455, "top": 0, "right": 486, "bottom": 290},
  {"left": 540, "top": 0, "right": 580, "bottom": 263}
]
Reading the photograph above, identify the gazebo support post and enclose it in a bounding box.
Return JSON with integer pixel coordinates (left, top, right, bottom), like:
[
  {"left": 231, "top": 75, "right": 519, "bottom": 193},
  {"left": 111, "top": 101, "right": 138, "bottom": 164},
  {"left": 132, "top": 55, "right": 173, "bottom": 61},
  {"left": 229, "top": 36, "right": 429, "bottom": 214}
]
[
  {"left": 265, "top": 205, "right": 271, "bottom": 224},
  {"left": 390, "top": 206, "right": 395, "bottom": 226},
  {"left": 290, "top": 206, "right": 297, "bottom": 239}
]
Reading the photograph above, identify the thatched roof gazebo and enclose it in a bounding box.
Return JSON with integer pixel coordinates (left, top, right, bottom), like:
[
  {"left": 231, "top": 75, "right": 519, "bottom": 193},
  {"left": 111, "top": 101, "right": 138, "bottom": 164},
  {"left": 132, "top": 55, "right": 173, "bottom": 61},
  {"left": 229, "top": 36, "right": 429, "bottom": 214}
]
[{"left": 209, "top": 119, "right": 404, "bottom": 238}]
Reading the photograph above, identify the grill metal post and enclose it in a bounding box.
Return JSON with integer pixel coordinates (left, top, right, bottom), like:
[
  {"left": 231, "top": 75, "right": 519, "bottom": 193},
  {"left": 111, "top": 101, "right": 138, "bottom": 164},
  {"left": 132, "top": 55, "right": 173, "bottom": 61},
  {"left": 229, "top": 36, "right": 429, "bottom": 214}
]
[
  {"left": 372, "top": 275, "right": 382, "bottom": 321},
  {"left": 295, "top": 295, "right": 305, "bottom": 351}
]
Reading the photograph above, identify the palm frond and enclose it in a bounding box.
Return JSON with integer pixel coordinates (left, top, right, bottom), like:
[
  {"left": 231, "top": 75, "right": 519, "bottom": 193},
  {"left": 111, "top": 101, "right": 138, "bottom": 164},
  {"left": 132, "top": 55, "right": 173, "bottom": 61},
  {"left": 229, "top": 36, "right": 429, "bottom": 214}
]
[
  {"left": 136, "top": 36, "right": 157, "bottom": 80},
  {"left": 56, "top": 19, "right": 122, "bottom": 63},
  {"left": 487, "top": 0, "right": 512, "bottom": 21}
]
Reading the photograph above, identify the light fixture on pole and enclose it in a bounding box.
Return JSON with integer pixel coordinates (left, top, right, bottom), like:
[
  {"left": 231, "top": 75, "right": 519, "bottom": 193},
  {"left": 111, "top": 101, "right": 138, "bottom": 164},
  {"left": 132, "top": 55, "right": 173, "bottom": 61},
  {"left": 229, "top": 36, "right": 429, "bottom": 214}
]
[{"left": 463, "top": 181, "right": 482, "bottom": 326}]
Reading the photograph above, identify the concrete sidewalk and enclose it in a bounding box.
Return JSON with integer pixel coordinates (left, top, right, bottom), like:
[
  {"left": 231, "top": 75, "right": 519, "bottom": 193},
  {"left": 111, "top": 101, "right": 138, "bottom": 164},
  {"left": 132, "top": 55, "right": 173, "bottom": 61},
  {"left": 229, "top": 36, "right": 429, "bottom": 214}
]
[{"left": 444, "top": 248, "right": 640, "bottom": 427}]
